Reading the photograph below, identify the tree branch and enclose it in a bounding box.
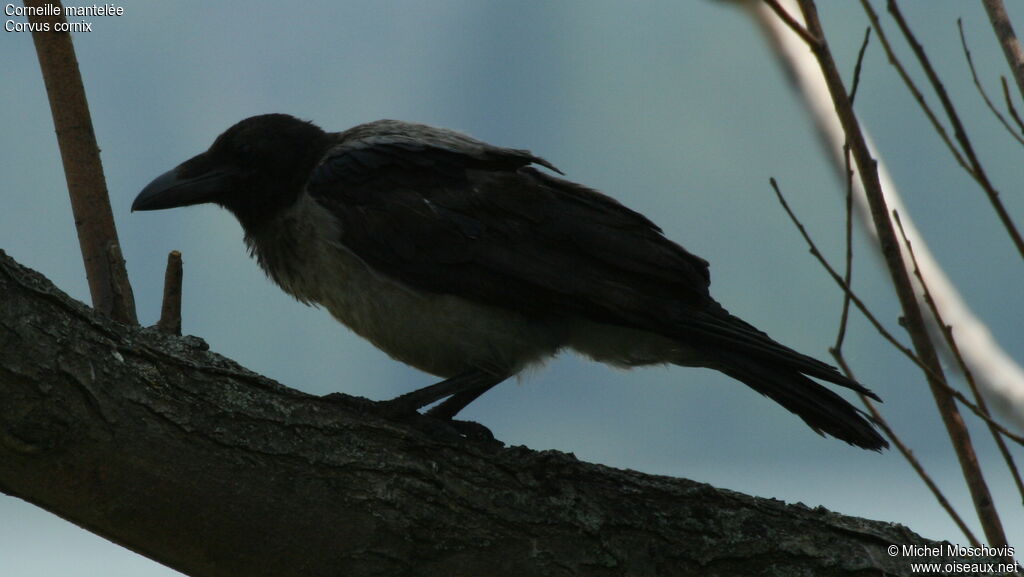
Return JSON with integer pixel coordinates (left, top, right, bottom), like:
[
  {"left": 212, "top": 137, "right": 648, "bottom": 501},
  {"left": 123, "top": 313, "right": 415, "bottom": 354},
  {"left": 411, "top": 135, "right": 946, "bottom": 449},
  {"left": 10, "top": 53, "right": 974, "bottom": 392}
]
[
  {"left": 0, "top": 249, "right": 993, "bottom": 576},
  {"left": 157, "top": 250, "right": 183, "bottom": 336},
  {"left": 981, "top": 0, "right": 1024, "bottom": 102},
  {"left": 793, "top": 0, "right": 1008, "bottom": 549},
  {"left": 25, "top": 0, "right": 137, "bottom": 324}
]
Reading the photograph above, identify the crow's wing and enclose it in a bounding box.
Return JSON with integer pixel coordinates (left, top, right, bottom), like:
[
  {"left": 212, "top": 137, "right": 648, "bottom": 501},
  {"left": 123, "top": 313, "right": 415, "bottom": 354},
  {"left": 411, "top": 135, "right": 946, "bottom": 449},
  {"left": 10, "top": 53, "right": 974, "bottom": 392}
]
[{"left": 309, "top": 133, "right": 710, "bottom": 321}]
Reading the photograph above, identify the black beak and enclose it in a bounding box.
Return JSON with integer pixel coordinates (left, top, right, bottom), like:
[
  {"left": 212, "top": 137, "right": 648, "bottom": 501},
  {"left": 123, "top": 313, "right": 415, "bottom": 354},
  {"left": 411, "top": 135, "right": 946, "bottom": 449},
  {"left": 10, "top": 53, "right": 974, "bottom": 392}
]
[{"left": 132, "top": 154, "right": 239, "bottom": 212}]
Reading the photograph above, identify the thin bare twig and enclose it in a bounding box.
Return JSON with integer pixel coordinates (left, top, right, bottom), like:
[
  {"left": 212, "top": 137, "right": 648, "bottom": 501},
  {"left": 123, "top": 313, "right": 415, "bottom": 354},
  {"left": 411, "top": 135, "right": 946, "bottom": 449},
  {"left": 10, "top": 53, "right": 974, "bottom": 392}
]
[
  {"left": 958, "top": 19, "right": 1024, "bottom": 147},
  {"left": 1000, "top": 77, "right": 1024, "bottom": 136},
  {"left": 833, "top": 29, "right": 869, "bottom": 351},
  {"left": 157, "top": 251, "right": 183, "bottom": 336},
  {"left": 886, "top": 0, "right": 1024, "bottom": 261},
  {"left": 848, "top": 28, "right": 872, "bottom": 106},
  {"left": 833, "top": 146, "right": 855, "bottom": 352},
  {"left": 769, "top": 178, "right": 919, "bottom": 368},
  {"left": 25, "top": 0, "right": 137, "bottom": 325},
  {"left": 893, "top": 212, "right": 1024, "bottom": 501}
]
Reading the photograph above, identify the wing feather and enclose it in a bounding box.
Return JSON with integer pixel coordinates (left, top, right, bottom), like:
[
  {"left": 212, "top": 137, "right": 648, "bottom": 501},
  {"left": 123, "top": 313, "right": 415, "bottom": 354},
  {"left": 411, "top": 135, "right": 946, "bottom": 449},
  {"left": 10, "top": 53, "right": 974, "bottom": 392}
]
[{"left": 309, "top": 133, "right": 711, "bottom": 318}]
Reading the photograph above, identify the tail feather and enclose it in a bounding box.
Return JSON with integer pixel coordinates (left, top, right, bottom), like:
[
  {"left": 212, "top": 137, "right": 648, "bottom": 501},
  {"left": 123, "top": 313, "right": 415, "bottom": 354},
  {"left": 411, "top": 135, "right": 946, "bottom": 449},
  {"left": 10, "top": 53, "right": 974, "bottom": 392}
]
[
  {"left": 683, "top": 310, "right": 881, "bottom": 401},
  {"left": 657, "top": 300, "right": 887, "bottom": 449},
  {"left": 715, "top": 356, "right": 888, "bottom": 451},
  {"left": 667, "top": 309, "right": 884, "bottom": 399}
]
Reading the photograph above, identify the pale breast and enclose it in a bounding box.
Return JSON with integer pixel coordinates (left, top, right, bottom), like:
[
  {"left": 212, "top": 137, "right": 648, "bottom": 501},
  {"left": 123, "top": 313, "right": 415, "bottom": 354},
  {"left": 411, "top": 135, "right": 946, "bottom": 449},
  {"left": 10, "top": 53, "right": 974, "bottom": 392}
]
[{"left": 243, "top": 194, "right": 567, "bottom": 378}]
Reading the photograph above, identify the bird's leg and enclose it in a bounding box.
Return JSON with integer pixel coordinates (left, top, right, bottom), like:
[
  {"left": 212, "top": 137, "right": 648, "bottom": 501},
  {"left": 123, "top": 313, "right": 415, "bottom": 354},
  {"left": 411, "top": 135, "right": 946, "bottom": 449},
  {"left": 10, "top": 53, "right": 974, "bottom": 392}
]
[
  {"left": 381, "top": 370, "right": 504, "bottom": 417},
  {"left": 378, "top": 371, "right": 507, "bottom": 441},
  {"left": 425, "top": 382, "right": 500, "bottom": 420}
]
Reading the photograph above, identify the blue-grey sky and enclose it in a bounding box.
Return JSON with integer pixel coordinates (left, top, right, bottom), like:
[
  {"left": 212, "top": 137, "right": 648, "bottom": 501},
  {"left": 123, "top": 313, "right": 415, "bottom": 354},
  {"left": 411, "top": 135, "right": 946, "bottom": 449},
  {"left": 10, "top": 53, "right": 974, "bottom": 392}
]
[{"left": 2, "top": 2, "right": 1021, "bottom": 575}]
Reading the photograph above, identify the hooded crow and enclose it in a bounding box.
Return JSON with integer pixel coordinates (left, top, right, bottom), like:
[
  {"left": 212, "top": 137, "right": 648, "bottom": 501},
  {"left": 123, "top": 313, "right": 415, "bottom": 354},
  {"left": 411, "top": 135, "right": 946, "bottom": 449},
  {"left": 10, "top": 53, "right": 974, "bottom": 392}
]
[{"left": 133, "top": 114, "right": 887, "bottom": 450}]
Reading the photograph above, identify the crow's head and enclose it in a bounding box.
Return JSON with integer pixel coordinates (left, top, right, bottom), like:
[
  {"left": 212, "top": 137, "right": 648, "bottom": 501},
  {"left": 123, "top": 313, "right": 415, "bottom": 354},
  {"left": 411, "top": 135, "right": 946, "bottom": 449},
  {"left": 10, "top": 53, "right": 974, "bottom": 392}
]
[{"left": 133, "top": 114, "right": 329, "bottom": 225}]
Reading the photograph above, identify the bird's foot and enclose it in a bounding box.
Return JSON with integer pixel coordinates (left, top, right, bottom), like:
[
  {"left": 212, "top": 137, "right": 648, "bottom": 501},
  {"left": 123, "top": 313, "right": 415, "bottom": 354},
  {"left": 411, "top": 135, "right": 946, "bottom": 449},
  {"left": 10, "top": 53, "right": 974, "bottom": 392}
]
[
  {"left": 374, "top": 397, "right": 495, "bottom": 441},
  {"left": 323, "top": 371, "right": 505, "bottom": 443},
  {"left": 377, "top": 402, "right": 496, "bottom": 442}
]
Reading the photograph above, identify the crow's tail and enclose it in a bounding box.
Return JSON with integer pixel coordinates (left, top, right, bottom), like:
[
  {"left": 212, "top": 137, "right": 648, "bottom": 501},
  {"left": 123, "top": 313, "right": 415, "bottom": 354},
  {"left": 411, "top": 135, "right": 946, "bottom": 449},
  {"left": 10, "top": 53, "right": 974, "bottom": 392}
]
[{"left": 712, "top": 354, "right": 888, "bottom": 450}]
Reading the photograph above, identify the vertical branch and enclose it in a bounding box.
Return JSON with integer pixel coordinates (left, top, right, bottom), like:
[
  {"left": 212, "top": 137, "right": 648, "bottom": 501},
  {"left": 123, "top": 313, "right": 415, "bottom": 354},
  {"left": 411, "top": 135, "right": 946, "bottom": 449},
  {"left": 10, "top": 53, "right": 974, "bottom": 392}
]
[
  {"left": 24, "top": 0, "right": 137, "bottom": 325},
  {"left": 892, "top": 212, "right": 1024, "bottom": 502},
  {"left": 981, "top": 0, "right": 1024, "bottom": 101},
  {"left": 793, "top": 0, "right": 1008, "bottom": 548},
  {"left": 157, "top": 251, "right": 183, "bottom": 336}
]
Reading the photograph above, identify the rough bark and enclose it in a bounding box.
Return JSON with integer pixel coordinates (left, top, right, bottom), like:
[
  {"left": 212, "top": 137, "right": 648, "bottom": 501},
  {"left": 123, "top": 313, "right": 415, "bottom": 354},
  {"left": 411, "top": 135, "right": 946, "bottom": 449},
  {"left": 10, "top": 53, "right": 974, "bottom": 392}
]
[{"left": 0, "top": 249, "right": 997, "bottom": 577}]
